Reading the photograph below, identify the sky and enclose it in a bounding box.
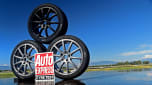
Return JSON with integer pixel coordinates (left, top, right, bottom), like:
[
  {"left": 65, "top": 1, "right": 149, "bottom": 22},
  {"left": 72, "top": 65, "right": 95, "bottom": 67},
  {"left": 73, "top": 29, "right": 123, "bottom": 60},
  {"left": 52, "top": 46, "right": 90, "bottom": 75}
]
[{"left": 1, "top": 0, "right": 152, "bottom": 65}]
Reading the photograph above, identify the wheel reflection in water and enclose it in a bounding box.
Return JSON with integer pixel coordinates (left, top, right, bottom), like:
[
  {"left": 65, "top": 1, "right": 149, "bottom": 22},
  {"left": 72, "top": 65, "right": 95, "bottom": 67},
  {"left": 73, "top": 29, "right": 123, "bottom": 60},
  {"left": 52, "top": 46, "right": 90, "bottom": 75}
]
[{"left": 14, "top": 78, "right": 85, "bottom": 85}]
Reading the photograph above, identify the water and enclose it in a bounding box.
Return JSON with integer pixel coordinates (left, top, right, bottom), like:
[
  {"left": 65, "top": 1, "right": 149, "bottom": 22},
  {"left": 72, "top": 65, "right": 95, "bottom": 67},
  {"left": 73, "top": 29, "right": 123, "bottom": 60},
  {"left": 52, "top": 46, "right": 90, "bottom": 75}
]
[
  {"left": 1, "top": 69, "right": 152, "bottom": 85},
  {"left": 0, "top": 66, "right": 10, "bottom": 70}
]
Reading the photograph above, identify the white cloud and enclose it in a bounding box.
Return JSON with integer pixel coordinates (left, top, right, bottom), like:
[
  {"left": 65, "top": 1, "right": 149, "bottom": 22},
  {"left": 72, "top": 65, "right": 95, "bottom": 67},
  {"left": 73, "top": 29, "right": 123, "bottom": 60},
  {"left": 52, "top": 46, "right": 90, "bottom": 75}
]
[
  {"left": 0, "top": 64, "right": 9, "bottom": 66},
  {"left": 120, "top": 50, "right": 152, "bottom": 56},
  {"left": 143, "top": 55, "right": 152, "bottom": 59},
  {"left": 137, "top": 44, "right": 152, "bottom": 49}
]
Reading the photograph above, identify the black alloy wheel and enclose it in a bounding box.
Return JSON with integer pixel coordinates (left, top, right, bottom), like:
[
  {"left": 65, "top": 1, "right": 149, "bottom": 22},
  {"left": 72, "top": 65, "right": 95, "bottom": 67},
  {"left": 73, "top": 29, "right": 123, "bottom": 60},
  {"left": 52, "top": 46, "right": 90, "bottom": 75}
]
[{"left": 28, "top": 3, "right": 68, "bottom": 44}]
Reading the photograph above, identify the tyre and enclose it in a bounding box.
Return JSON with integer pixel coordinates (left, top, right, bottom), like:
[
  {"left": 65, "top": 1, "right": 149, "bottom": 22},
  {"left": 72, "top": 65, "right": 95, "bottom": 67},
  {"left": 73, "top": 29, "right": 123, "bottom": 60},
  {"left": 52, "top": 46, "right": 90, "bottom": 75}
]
[
  {"left": 11, "top": 40, "right": 46, "bottom": 80},
  {"left": 28, "top": 3, "right": 68, "bottom": 44},
  {"left": 47, "top": 35, "right": 90, "bottom": 79}
]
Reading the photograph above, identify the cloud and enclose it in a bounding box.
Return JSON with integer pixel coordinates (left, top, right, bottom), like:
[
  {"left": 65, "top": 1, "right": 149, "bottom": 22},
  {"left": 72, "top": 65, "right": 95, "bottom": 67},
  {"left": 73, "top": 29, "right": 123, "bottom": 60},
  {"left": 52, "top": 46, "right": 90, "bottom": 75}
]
[
  {"left": 0, "top": 64, "right": 9, "bottom": 66},
  {"left": 120, "top": 50, "right": 152, "bottom": 56},
  {"left": 137, "top": 44, "right": 152, "bottom": 49},
  {"left": 143, "top": 55, "right": 152, "bottom": 59}
]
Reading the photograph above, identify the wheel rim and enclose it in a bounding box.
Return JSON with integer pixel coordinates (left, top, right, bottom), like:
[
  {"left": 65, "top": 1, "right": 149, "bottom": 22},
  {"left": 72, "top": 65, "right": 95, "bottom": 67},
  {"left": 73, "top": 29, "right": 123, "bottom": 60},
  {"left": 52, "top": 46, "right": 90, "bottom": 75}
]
[
  {"left": 12, "top": 43, "right": 38, "bottom": 76},
  {"left": 30, "top": 6, "right": 61, "bottom": 39},
  {"left": 50, "top": 39, "right": 83, "bottom": 75}
]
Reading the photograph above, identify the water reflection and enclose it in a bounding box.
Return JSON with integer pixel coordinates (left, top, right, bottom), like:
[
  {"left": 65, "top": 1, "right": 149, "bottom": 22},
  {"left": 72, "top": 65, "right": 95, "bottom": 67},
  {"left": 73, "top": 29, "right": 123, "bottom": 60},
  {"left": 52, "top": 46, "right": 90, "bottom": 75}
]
[
  {"left": 13, "top": 68, "right": 152, "bottom": 85},
  {"left": 56, "top": 80, "right": 85, "bottom": 85},
  {"left": 1, "top": 69, "right": 152, "bottom": 85},
  {"left": 14, "top": 78, "right": 35, "bottom": 85},
  {"left": 13, "top": 78, "right": 85, "bottom": 85}
]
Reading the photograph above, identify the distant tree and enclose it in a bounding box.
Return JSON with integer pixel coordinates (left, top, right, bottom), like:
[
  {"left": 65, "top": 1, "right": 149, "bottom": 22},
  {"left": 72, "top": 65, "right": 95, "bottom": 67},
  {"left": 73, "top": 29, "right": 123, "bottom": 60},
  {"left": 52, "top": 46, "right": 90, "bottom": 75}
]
[
  {"left": 130, "top": 60, "right": 142, "bottom": 65},
  {"left": 124, "top": 61, "right": 130, "bottom": 65},
  {"left": 115, "top": 60, "right": 144, "bottom": 65},
  {"left": 136, "top": 60, "right": 142, "bottom": 65},
  {"left": 116, "top": 62, "right": 124, "bottom": 65},
  {"left": 130, "top": 62, "right": 134, "bottom": 65},
  {"left": 130, "top": 61, "right": 136, "bottom": 65},
  {"left": 143, "top": 61, "right": 149, "bottom": 64}
]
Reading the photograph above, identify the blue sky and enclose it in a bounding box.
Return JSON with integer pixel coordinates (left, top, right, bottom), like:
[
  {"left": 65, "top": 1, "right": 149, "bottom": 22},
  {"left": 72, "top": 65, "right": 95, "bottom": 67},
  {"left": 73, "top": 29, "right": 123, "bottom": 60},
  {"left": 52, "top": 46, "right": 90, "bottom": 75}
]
[{"left": 1, "top": 0, "right": 152, "bottom": 65}]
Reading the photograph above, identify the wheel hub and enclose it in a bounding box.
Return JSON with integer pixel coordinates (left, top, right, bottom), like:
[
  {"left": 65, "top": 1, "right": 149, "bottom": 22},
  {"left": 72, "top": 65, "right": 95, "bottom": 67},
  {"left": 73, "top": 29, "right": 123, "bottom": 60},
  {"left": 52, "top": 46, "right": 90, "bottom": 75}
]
[
  {"left": 62, "top": 51, "right": 71, "bottom": 62},
  {"left": 23, "top": 58, "right": 27, "bottom": 61},
  {"left": 22, "top": 55, "right": 29, "bottom": 63},
  {"left": 41, "top": 20, "right": 49, "bottom": 29}
]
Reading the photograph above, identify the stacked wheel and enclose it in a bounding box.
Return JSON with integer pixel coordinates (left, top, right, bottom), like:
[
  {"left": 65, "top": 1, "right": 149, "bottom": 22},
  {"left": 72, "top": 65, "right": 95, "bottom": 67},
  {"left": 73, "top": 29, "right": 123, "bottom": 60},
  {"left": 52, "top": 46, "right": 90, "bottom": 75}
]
[
  {"left": 28, "top": 3, "right": 68, "bottom": 44},
  {"left": 11, "top": 3, "right": 90, "bottom": 80},
  {"left": 47, "top": 35, "right": 90, "bottom": 79},
  {"left": 11, "top": 40, "right": 46, "bottom": 79}
]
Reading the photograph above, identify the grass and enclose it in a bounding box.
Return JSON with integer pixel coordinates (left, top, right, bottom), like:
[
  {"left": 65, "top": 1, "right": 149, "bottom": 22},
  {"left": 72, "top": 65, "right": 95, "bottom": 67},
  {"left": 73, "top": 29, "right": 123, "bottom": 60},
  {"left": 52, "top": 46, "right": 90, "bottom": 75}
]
[
  {"left": 86, "top": 64, "right": 152, "bottom": 72},
  {"left": 0, "top": 71, "right": 15, "bottom": 78}
]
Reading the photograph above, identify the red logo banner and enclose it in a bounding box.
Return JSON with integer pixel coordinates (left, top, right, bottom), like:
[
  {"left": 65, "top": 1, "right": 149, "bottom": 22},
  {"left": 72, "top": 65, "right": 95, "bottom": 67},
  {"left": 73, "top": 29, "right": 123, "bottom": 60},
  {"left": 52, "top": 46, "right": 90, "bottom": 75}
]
[{"left": 35, "top": 52, "right": 54, "bottom": 76}]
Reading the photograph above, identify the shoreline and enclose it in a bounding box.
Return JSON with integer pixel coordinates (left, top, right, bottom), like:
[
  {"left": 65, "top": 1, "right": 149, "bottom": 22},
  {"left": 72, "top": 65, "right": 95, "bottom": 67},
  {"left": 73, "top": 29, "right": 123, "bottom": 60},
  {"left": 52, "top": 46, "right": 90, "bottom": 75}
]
[
  {"left": 86, "top": 64, "right": 152, "bottom": 72},
  {"left": 1, "top": 64, "right": 152, "bottom": 78}
]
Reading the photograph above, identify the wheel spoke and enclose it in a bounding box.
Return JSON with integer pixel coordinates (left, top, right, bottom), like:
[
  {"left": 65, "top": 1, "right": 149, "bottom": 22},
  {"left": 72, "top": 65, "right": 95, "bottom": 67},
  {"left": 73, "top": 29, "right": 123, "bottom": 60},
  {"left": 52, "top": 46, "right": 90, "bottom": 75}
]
[
  {"left": 48, "top": 14, "right": 57, "bottom": 20},
  {"left": 18, "top": 48, "right": 23, "bottom": 57},
  {"left": 18, "top": 64, "right": 23, "bottom": 71},
  {"left": 70, "top": 48, "right": 80, "bottom": 55},
  {"left": 23, "top": 64, "right": 27, "bottom": 74},
  {"left": 54, "top": 45, "right": 62, "bottom": 54},
  {"left": 41, "top": 8, "right": 44, "bottom": 17},
  {"left": 54, "top": 54, "right": 61, "bottom": 57},
  {"left": 58, "top": 61, "right": 65, "bottom": 72},
  {"left": 70, "top": 56, "right": 82, "bottom": 60},
  {"left": 68, "top": 42, "right": 73, "bottom": 52},
  {"left": 69, "top": 60, "right": 77, "bottom": 69},
  {"left": 24, "top": 44, "right": 27, "bottom": 55},
  {"left": 48, "top": 26, "right": 56, "bottom": 32},
  {"left": 32, "top": 21, "right": 42, "bottom": 24},
  {"left": 14, "top": 61, "right": 22, "bottom": 65},
  {"left": 46, "top": 8, "right": 51, "bottom": 18},
  {"left": 27, "top": 63, "right": 33, "bottom": 72},
  {"left": 66, "top": 62, "right": 69, "bottom": 73},
  {"left": 62, "top": 40, "right": 66, "bottom": 51},
  {"left": 28, "top": 48, "right": 33, "bottom": 56},
  {"left": 45, "top": 28, "right": 49, "bottom": 37},
  {"left": 28, "top": 59, "right": 34, "bottom": 63},
  {"left": 14, "top": 55, "right": 22, "bottom": 59},
  {"left": 30, "top": 62, "right": 35, "bottom": 65},
  {"left": 35, "top": 14, "right": 41, "bottom": 19},
  {"left": 28, "top": 55, "right": 34, "bottom": 59},
  {"left": 55, "top": 58, "right": 62, "bottom": 64}
]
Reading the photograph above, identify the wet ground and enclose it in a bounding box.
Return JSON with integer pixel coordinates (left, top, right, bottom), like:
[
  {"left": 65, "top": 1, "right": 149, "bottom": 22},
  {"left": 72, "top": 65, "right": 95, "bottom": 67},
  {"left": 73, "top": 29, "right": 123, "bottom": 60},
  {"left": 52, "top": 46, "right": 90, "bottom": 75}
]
[{"left": 1, "top": 69, "right": 152, "bottom": 85}]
